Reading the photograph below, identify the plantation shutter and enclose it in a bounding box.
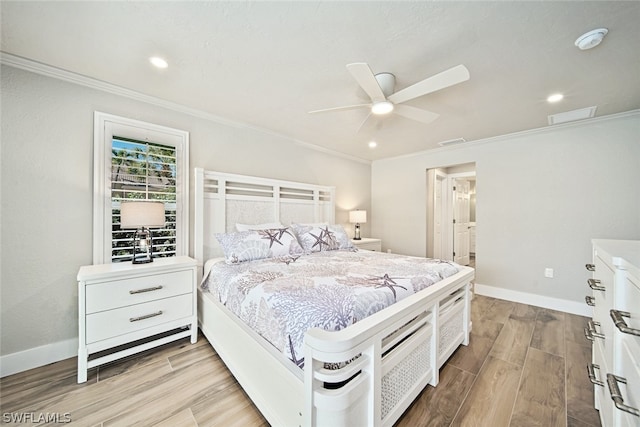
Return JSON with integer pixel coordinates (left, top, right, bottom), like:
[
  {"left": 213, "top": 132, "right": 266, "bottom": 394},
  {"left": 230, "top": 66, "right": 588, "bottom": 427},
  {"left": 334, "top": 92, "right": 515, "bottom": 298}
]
[{"left": 110, "top": 137, "right": 178, "bottom": 262}]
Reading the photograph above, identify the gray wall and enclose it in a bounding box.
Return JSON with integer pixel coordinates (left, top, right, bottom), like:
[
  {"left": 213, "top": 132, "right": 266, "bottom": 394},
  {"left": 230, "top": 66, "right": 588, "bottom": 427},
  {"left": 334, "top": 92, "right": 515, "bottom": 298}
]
[
  {"left": 371, "top": 112, "right": 640, "bottom": 304},
  {"left": 0, "top": 65, "right": 371, "bottom": 358}
]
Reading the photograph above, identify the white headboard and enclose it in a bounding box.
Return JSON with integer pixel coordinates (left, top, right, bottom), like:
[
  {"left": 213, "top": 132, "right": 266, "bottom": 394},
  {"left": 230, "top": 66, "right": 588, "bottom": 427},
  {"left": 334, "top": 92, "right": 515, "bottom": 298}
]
[{"left": 194, "top": 168, "right": 335, "bottom": 273}]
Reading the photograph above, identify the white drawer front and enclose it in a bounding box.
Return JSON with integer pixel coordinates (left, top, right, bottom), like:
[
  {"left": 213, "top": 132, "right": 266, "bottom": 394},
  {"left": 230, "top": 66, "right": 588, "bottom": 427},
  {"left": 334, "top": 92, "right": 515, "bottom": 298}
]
[
  {"left": 357, "top": 242, "right": 381, "bottom": 251},
  {"left": 615, "top": 338, "right": 640, "bottom": 426},
  {"left": 86, "top": 294, "right": 193, "bottom": 343},
  {"left": 86, "top": 270, "right": 192, "bottom": 313}
]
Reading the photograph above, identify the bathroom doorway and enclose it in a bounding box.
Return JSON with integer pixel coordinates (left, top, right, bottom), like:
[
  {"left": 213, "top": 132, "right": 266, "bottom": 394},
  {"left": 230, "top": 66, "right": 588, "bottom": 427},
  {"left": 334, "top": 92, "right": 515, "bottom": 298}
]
[{"left": 426, "top": 163, "right": 476, "bottom": 266}]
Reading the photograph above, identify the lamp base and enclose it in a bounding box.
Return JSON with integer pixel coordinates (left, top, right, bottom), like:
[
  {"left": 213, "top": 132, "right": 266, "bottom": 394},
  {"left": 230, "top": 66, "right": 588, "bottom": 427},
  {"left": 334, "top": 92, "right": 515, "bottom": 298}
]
[
  {"left": 132, "top": 228, "right": 154, "bottom": 264},
  {"left": 353, "top": 223, "right": 361, "bottom": 240},
  {"left": 132, "top": 256, "right": 154, "bottom": 264}
]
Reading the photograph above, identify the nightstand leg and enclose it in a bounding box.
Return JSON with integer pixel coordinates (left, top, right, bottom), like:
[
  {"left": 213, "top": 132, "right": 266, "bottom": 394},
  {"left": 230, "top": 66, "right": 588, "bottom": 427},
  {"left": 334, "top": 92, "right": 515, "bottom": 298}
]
[
  {"left": 77, "top": 347, "right": 88, "bottom": 383},
  {"left": 190, "top": 322, "right": 198, "bottom": 344}
]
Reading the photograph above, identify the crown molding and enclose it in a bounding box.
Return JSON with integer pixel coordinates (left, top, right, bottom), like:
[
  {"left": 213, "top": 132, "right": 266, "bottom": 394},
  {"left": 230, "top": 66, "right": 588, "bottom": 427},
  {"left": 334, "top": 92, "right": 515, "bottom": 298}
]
[
  {"left": 376, "top": 109, "right": 640, "bottom": 163},
  {"left": 0, "top": 51, "right": 371, "bottom": 165}
]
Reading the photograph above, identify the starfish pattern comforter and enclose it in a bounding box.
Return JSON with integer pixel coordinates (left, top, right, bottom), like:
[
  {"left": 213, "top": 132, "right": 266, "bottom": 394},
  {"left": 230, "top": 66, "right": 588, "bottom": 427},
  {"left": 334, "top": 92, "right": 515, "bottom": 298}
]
[{"left": 201, "top": 249, "right": 460, "bottom": 368}]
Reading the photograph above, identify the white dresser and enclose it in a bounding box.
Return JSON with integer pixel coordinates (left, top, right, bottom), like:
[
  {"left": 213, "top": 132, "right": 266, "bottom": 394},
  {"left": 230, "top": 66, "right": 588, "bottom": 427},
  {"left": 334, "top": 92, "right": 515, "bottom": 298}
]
[
  {"left": 77, "top": 256, "right": 198, "bottom": 383},
  {"left": 586, "top": 239, "right": 640, "bottom": 426},
  {"left": 352, "top": 237, "right": 382, "bottom": 251}
]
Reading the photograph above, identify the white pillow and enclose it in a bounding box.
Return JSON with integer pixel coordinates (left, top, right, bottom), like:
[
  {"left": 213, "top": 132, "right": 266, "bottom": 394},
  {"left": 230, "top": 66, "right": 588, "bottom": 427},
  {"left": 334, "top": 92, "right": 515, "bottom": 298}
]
[{"left": 235, "top": 222, "right": 283, "bottom": 232}]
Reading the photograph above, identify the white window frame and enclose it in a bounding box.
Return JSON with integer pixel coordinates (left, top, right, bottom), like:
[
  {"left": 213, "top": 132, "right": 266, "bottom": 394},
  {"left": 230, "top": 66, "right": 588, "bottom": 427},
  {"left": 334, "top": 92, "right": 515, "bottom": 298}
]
[{"left": 93, "top": 112, "right": 189, "bottom": 264}]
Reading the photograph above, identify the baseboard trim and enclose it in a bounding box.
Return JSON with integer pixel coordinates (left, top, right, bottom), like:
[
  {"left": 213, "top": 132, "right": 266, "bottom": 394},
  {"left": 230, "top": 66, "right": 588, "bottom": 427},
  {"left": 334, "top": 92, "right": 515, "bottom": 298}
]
[
  {"left": 0, "top": 284, "right": 590, "bottom": 377},
  {"left": 474, "top": 283, "right": 592, "bottom": 317},
  {"left": 0, "top": 338, "right": 78, "bottom": 378}
]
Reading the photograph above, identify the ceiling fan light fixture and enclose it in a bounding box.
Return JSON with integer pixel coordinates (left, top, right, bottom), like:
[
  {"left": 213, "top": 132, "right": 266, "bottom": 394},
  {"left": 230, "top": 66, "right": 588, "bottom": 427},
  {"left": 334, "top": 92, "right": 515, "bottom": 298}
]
[{"left": 371, "top": 100, "right": 394, "bottom": 115}]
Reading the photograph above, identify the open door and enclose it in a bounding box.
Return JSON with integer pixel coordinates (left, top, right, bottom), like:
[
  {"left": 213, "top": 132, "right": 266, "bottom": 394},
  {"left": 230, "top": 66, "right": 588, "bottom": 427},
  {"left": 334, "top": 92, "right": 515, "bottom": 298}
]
[
  {"left": 453, "top": 178, "right": 471, "bottom": 266},
  {"left": 427, "top": 165, "right": 475, "bottom": 265}
]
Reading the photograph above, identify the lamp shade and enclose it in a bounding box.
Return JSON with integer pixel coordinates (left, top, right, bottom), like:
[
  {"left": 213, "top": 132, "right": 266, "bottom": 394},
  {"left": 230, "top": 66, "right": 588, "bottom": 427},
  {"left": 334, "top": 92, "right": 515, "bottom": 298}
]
[
  {"left": 349, "top": 210, "right": 367, "bottom": 224},
  {"left": 120, "top": 201, "right": 165, "bottom": 229}
]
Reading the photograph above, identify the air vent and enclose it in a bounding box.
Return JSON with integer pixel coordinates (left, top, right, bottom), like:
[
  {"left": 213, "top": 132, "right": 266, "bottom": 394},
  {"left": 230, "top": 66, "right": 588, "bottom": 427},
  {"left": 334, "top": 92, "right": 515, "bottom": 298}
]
[
  {"left": 548, "top": 106, "right": 597, "bottom": 125},
  {"left": 438, "top": 138, "right": 467, "bottom": 147}
]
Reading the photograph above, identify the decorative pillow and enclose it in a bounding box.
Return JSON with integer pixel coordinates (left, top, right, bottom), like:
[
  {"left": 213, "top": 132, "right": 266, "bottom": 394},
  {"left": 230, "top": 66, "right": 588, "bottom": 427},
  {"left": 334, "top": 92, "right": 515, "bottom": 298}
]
[
  {"left": 235, "top": 222, "right": 283, "bottom": 232},
  {"left": 291, "top": 224, "right": 354, "bottom": 253},
  {"left": 216, "top": 227, "right": 303, "bottom": 264}
]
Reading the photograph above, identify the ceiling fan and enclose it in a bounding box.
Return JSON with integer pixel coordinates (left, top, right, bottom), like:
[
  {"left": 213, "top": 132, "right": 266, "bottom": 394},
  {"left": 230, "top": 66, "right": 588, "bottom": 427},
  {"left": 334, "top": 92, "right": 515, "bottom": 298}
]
[{"left": 309, "top": 63, "right": 470, "bottom": 129}]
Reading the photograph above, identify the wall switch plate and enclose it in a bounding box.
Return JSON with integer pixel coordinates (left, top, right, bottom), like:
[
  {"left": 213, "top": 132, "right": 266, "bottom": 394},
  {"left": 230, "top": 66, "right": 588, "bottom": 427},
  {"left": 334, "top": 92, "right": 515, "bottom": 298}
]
[{"left": 545, "top": 268, "right": 554, "bottom": 278}]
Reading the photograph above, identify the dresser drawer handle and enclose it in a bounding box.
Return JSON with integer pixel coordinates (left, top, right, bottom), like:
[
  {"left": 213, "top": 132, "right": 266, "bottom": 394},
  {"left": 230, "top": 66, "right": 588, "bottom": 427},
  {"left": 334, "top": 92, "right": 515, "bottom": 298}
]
[
  {"left": 606, "top": 374, "right": 640, "bottom": 417},
  {"left": 586, "top": 363, "right": 604, "bottom": 386},
  {"left": 587, "top": 320, "right": 605, "bottom": 339},
  {"left": 588, "top": 278, "right": 605, "bottom": 291},
  {"left": 129, "top": 285, "right": 164, "bottom": 295},
  {"left": 585, "top": 296, "right": 595, "bottom": 307},
  {"left": 129, "top": 311, "right": 163, "bottom": 322},
  {"left": 610, "top": 309, "right": 640, "bottom": 337}
]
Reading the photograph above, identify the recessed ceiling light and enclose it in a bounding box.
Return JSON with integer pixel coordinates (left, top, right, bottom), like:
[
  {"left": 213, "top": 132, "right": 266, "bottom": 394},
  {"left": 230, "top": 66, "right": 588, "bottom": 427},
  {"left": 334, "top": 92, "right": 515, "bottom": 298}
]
[
  {"left": 149, "top": 57, "right": 168, "bottom": 69},
  {"left": 368, "top": 141, "right": 377, "bottom": 148},
  {"left": 371, "top": 101, "right": 394, "bottom": 115},
  {"left": 575, "top": 28, "right": 608, "bottom": 50},
  {"left": 547, "top": 93, "right": 564, "bottom": 103}
]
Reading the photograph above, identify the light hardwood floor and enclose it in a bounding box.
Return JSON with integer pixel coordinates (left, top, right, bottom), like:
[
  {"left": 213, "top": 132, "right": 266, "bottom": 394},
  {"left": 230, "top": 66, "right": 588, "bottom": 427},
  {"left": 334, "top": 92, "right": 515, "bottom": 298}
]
[{"left": 0, "top": 295, "right": 601, "bottom": 427}]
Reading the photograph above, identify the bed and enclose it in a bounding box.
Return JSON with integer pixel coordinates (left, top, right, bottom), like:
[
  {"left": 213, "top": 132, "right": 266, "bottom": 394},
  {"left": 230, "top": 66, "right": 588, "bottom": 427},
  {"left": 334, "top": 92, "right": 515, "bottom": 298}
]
[{"left": 194, "top": 168, "right": 475, "bottom": 427}]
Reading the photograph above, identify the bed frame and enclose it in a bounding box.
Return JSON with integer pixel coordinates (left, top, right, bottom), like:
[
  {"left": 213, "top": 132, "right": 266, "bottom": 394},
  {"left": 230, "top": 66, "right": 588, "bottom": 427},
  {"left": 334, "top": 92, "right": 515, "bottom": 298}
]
[{"left": 194, "top": 168, "right": 474, "bottom": 427}]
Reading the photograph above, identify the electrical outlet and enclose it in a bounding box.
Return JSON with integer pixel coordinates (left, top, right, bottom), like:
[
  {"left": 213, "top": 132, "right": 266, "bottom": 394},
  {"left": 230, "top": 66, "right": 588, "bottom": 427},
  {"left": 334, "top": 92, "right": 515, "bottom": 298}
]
[{"left": 544, "top": 268, "right": 554, "bottom": 278}]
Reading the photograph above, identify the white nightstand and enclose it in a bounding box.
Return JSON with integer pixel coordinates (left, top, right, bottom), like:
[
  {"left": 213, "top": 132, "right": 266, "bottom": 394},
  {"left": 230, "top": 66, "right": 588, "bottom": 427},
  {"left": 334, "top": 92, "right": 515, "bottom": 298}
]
[
  {"left": 352, "top": 237, "right": 382, "bottom": 251},
  {"left": 77, "top": 256, "right": 198, "bottom": 383}
]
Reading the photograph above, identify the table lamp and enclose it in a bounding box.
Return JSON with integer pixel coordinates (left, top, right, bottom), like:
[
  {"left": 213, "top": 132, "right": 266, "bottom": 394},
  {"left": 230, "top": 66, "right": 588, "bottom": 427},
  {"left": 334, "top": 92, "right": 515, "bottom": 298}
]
[
  {"left": 349, "top": 210, "right": 367, "bottom": 240},
  {"left": 120, "top": 201, "right": 166, "bottom": 264}
]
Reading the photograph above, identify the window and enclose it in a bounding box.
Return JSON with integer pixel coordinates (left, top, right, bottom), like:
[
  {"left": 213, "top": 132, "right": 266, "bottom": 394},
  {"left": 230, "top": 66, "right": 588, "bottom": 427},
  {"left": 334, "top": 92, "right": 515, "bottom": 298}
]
[{"left": 93, "top": 112, "right": 189, "bottom": 264}]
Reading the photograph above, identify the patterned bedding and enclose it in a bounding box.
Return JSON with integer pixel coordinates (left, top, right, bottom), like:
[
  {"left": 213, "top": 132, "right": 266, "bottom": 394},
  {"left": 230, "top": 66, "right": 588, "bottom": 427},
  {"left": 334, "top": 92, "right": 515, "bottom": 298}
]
[{"left": 201, "top": 249, "right": 460, "bottom": 368}]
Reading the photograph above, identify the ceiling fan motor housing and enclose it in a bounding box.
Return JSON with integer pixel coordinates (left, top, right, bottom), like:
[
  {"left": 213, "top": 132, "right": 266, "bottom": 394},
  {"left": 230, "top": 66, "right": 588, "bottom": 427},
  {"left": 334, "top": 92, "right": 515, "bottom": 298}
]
[{"left": 375, "top": 72, "right": 396, "bottom": 97}]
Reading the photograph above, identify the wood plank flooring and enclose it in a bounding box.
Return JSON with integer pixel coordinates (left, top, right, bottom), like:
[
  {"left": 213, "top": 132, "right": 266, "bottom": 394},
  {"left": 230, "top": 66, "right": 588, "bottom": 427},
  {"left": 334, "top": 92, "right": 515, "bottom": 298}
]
[{"left": 0, "top": 295, "right": 601, "bottom": 426}]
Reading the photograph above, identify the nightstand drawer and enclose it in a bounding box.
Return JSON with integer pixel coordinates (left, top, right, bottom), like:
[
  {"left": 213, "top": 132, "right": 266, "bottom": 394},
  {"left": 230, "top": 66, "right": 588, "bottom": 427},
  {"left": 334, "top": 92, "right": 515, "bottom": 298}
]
[
  {"left": 352, "top": 238, "right": 382, "bottom": 251},
  {"left": 357, "top": 242, "right": 381, "bottom": 251},
  {"left": 86, "top": 270, "right": 193, "bottom": 314},
  {"left": 86, "top": 293, "right": 193, "bottom": 343}
]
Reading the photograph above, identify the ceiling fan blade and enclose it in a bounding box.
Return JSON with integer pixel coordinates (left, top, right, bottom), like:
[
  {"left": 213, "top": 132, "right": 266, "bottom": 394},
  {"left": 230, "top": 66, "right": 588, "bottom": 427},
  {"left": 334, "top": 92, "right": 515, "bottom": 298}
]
[
  {"left": 356, "top": 112, "right": 373, "bottom": 134},
  {"left": 308, "top": 103, "right": 371, "bottom": 114},
  {"left": 388, "top": 64, "right": 470, "bottom": 104},
  {"left": 346, "top": 63, "right": 386, "bottom": 102},
  {"left": 393, "top": 104, "right": 440, "bottom": 124}
]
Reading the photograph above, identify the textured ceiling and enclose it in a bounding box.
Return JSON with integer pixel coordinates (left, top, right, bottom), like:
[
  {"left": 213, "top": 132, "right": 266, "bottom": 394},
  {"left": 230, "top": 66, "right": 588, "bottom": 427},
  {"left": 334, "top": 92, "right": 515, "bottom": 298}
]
[{"left": 2, "top": 1, "right": 639, "bottom": 161}]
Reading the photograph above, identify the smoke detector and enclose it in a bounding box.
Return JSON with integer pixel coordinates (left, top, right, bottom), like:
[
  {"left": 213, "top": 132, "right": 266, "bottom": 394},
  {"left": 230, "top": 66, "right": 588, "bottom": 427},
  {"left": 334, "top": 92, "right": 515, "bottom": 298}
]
[{"left": 575, "top": 28, "right": 608, "bottom": 50}]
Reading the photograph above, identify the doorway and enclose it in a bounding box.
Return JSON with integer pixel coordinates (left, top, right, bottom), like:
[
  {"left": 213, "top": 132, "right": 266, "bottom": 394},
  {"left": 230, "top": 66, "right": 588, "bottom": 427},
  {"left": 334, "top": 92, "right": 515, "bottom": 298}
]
[{"left": 426, "top": 164, "right": 476, "bottom": 266}]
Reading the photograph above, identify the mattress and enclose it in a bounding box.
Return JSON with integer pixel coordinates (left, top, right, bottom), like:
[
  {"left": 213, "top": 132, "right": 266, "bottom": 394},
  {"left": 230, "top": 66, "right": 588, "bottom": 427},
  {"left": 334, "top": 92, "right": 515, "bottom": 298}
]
[{"left": 201, "top": 249, "right": 461, "bottom": 369}]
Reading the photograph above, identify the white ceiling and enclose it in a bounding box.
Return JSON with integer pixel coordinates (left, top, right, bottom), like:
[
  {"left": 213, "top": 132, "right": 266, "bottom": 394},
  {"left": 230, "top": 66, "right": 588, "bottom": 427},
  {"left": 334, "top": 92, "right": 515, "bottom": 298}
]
[{"left": 2, "top": 1, "right": 639, "bottom": 161}]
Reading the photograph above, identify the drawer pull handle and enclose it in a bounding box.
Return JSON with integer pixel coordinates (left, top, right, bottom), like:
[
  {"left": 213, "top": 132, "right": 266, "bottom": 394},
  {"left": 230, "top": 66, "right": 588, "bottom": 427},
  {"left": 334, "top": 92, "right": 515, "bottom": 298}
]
[
  {"left": 586, "top": 363, "right": 604, "bottom": 386},
  {"left": 129, "top": 311, "right": 163, "bottom": 322},
  {"left": 588, "top": 321, "right": 605, "bottom": 339},
  {"left": 588, "top": 278, "right": 605, "bottom": 292},
  {"left": 585, "top": 263, "right": 596, "bottom": 271},
  {"left": 585, "top": 296, "right": 595, "bottom": 307},
  {"left": 606, "top": 374, "right": 640, "bottom": 417},
  {"left": 610, "top": 309, "right": 640, "bottom": 337},
  {"left": 130, "top": 285, "right": 163, "bottom": 295}
]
